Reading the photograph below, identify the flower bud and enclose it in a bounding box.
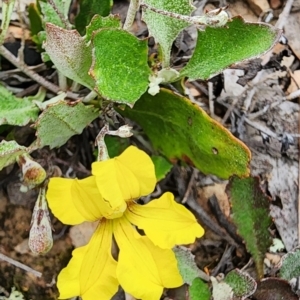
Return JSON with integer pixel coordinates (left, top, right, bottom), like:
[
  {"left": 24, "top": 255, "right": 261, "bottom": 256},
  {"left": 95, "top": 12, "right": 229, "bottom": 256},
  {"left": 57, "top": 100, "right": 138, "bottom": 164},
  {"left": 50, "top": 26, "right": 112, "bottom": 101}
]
[
  {"left": 29, "top": 188, "right": 53, "bottom": 255},
  {"left": 17, "top": 154, "right": 46, "bottom": 186},
  {"left": 112, "top": 125, "right": 133, "bottom": 138}
]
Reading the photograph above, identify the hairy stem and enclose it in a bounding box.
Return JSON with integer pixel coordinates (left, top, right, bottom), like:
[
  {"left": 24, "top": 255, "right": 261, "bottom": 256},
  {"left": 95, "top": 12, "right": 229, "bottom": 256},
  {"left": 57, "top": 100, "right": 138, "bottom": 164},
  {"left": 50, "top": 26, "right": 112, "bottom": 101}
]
[{"left": 123, "top": 0, "right": 140, "bottom": 31}]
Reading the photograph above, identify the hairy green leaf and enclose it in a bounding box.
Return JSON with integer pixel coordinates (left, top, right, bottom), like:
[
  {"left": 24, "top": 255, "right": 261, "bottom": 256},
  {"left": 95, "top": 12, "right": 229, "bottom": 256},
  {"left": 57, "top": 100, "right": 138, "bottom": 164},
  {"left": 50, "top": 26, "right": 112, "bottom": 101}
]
[
  {"left": 39, "top": 0, "right": 71, "bottom": 28},
  {"left": 44, "top": 23, "right": 95, "bottom": 89},
  {"left": 85, "top": 15, "right": 121, "bottom": 42},
  {"left": 189, "top": 278, "right": 211, "bottom": 300},
  {"left": 142, "top": 0, "right": 193, "bottom": 67},
  {"left": 173, "top": 246, "right": 207, "bottom": 285},
  {"left": 224, "top": 269, "right": 257, "bottom": 298},
  {"left": 226, "top": 176, "right": 272, "bottom": 278},
  {"left": 90, "top": 28, "right": 150, "bottom": 105},
  {"left": 0, "top": 140, "right": 27, "bottom": 171},
  {"left": 279, "top": 248, "right": 300, "bottom": 281},
  {"left": 120, "top": 88, "right": 250, "bottom": 178},
  {"left": 0, "top": 85, "right": 39, "bottom": 126},
  {"left": 180, "top": 17, "right": 281, "bottom": 79},
  {"left": 34, "top": 101, "right": 99, "bottom": 148},
  {"left": 75, "top": 0, "right": 112, "bottom": 35}
]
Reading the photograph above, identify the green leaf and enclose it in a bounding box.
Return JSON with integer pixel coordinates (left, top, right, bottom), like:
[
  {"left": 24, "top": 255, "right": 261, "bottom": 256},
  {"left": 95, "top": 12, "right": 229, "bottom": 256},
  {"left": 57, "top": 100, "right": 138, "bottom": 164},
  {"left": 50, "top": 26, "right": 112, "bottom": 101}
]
[
  {"left": 224, "top": 269, "right": 257, "bottom": 298},
  {"left": 180, "top": 16, "right": 281, "bottom": 79},
  {"left": 44, "top": 23, "right": 95, "bottom": 89},
  {"left": 75, "top": 0, "right": 112, "bottom": 35},
  {"left": 189, "top": 278, "right": 211, "bottom": 300},
  {"left": 105, "top": 135, "right": 130, "bottom": 158},
  {"left": 173, "top": 246, "right": 207, "bottom": 285},
  {"left": 34, "top": 100, "right": 99, "bottom": 148},
  {"left": 151, "top": 155, "right": 172, "bottom": 181},
  {"left": 90, "top": 28, "right": 151, "bottom": 105},
  {"left": 226, "top": 176, "right": 272, "bottom": 278},
  {"left": 85, "top": 15, "right": 121, "bottom": 42},
  {"left": 279, "top": 248, "right": 300, "bottom": 281},
  {"left": 0, "top": 85, "right": 39, "bottom": 126},
  {"left": 0, "top": 0, "right": 15, "bottom": 45},
  {"left": 27, "top": 3, "right": 43, "bottom": 36},
  {"left": 0, "top": 140, "right": 27, "bottom": 171},
  {"left": 142, "top": 0, "right": 193, "bottom": 67},
  {"left": 39, "top": 0, "right": 71, "bottom": 28},
  {"left": 120, "top": 88, "right": 250, "bottom": 179}
]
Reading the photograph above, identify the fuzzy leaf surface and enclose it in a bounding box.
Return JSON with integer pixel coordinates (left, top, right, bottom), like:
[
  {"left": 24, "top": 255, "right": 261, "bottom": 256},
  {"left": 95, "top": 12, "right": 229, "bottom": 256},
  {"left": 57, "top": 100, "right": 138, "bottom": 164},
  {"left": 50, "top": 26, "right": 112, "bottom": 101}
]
[
  {"left": 226, "top": 177, "right": 272, "bottom": 278},
  {"left": 279, "top": 248, "right": 300, "bottom": 281},
  {"left": 34, "top": 101, "right": 98, "bottom": 148},
  {"left": 180, "top": 17, "right": 281, "bottom": 79},
  {"left": 44, "top": 23, "right": 94, "bottom": 89},
  {"left": 90, "top": 28, "right": 150, "bottom": 105},
  {"left": 173, "top": 246, "right": 205, "bottom": 285},
  {"left": 189, "top": 278, "right": 211, "bottom": 300},
  {"left": 0, "top": 85, "right": 39, "bottom": 126},
  {"left": 85, "top": 15, "right": 121, "bottom": 42},
  {"left": 39, "top": 0, "right": 71, "bottom": 27},
  {"left": 75, "top": 0, "right": 112, "bottom": 35},
  {"left": 142, "top": 0, "right": 193, "bottom": 66},
  {"left": 0, "top": 140, "right": 27, "bottom": 171},
  {"left": 224, "top": 269, "right": 257, "bottom": 298},
  {"left": 120, "top": 88, "right": 250, "bottom": 178}
]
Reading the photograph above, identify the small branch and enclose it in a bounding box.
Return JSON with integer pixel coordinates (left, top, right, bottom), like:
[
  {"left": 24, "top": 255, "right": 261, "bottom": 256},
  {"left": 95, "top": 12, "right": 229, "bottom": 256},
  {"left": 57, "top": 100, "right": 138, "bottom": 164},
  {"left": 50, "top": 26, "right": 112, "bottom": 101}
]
[
  {"left": 0, "top": 252, "right": 42, "bottom": 278},
  {"left": 286, "top": 88, "right": 300, "bottom": 101},
  {"left": 275, "top": 0, "right": 295, "bottom": 30},
  {"left": 0, "top": 45, "right": 79, "bottom": 100},
  {"left": 123, "top": 0, "right": 140, "bottom": 31}
]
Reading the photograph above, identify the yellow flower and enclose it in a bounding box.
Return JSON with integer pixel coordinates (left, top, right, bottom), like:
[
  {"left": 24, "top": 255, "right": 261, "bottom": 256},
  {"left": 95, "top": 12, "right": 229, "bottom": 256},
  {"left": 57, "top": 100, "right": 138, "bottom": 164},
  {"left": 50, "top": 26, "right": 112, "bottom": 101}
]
[{"left": 47, "top": 146, "right": 204, "bottom": 300}]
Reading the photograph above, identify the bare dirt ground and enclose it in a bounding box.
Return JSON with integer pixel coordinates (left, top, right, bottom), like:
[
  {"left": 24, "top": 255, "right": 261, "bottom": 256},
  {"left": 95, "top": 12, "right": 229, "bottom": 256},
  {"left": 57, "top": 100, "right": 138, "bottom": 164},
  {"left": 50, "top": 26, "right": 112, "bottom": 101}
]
[{"left": 0, "top": 0, "right": 300, "bottom": 299}]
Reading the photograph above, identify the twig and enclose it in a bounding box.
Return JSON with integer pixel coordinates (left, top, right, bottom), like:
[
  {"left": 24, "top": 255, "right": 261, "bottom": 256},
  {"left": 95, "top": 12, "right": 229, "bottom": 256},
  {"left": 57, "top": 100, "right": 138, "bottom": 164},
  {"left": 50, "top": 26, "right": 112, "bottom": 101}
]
[
  {"left": 275, "top": 0, "right": 295, "bottom": 29},
  {"left": 286, "top": 89, "right": 300, "bottom": 100},
  {"left": 0, "top": 252, "right": 42, "bottom": 278},
  {"left": 262, "top": 0, "right": 294, "bottom": 65},
  {"left": 208, "top": 81, "right": 215, "bottom": 117},
  {"left": 186, "top": 196, "right": 238, "bottom": 246},
  {"left": 182, "top": 168, "right": 196, "bottom": 204},
  {"left": 123, "top": 0, "right": 140, "bottom": 31},
  {"left": 0, "top": 45, "right": 79, "bottom": 100}
]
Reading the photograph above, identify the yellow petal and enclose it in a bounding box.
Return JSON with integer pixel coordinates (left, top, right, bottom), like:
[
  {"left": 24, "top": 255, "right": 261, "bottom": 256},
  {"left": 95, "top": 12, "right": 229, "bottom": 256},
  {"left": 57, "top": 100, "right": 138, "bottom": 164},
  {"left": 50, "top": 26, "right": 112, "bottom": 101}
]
[
  {"left": 113, "top": 218, "right": 183, "bottom": 300},
  {"left": 72, "top": 177, "right": 126, "bottom": 220},
  {"left": 57, "top": 220, "right": 118, "bottom": 300},
  {"left": 126, "top": 192, "right": 204, "bottom": 249},
  {"left": 47, "top": 178, "right": 86, "bottom": 225},
  {"left": 92, "top": 146, "right": 156, "bottom": 206}
]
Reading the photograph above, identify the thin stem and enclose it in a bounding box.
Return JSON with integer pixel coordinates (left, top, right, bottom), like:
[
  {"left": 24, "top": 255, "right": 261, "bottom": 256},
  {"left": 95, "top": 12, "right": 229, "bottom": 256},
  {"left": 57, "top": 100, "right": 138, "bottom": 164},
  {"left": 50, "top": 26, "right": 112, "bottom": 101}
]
[
  {"left": 123, "top": 0, "right": 140, "bottom": 31},
  {"left": 0, "top": 252, "right": 42, "bottom": 278},
  {"left": 0, "top": 45, "right": 79, "bottom": 100},
  {"left": 0, "top": 0, "right": 16, "bottom": 46}
]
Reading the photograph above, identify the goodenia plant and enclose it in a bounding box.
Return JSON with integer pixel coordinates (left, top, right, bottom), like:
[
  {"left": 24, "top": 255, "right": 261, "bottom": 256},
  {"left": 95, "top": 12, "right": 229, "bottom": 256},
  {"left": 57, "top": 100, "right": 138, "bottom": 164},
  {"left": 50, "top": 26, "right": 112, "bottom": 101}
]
[{"left": 0, "top": 0, "right": 281, "bottom": 298}]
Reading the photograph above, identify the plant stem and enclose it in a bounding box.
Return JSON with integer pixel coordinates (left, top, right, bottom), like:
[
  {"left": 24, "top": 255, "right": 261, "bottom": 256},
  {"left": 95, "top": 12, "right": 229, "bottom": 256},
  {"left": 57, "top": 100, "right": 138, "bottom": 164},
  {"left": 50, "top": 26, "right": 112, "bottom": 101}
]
[
  {"left": 123, "top": 0, "right": 140, "bottom": 31},
  {"left": 0, "top": 45, "right": 79, "bottom": 100},
  {"left": 0, "top": 0, "right": 16, "bottom": 46}
]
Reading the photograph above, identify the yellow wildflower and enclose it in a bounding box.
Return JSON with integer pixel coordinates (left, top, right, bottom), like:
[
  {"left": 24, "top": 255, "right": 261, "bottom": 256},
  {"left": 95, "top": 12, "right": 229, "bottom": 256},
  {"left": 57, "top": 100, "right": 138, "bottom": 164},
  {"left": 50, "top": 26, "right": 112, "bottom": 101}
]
[{"left": 47, "top": 146, "right": 204, "bottom": 300}]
